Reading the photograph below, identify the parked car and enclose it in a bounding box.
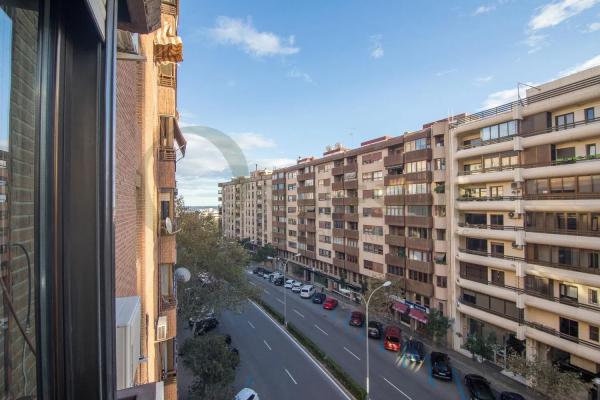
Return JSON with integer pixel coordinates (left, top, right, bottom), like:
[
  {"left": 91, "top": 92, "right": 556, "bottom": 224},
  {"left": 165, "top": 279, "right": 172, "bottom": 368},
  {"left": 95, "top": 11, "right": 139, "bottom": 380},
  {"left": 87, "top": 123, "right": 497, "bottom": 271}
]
[
  {"left": 500, "top": 393, "right": 525, "bottom": 400},
  {"left": 188, "top": 309, "right": 215, "bottom": 328},
  {"left": 403, "top": 339, "right": 425, "bottom": 362},
  {"left": 367, "top": 321, "right": 384, "bottom": 339},
  {"left": 252, "top": 267, "right": 261, "bottom": 275},
  {"left": 291, "top": 281, "right": 303, "bottom": 292},
  {"left": 430, "top": 351, "right": 453, "bottom": 380},
  {"left": 322, "top": 297, "right": 338, "bottom": 310},
  {"left": 300, "top": 285, "right": 315, "bottom": 298},
  {"left": 262, "top": 271, "right": 272, "bottom": 279},
  {"left": 312, "top": 292, "right": 326, "bottom": 304},
  {"left": 383, "top": 325, "right": 402, "bottom": 351},
  {"left": 464, "top": 374, "right": 496, "bottom": 400},
  {"left": 270, "top": 272, "right": 283, "bottom": 282},
  {"left": 349, "top": 311, "right": 365, "bottom": 327},
  {"left": 254, "top": 268, "right": 265, "bottom": 277},
  {"left": 273, "top": 276, "right": 285, "bottom": 286},
  {"left": 193, "top": 315, "right": 219, "bottom": 335},
  {"left": 235, "top": 388, "right": 259, "bottom": 400},
  {"left": 284, "top": 279, "right": 294, "bottom": 289}
]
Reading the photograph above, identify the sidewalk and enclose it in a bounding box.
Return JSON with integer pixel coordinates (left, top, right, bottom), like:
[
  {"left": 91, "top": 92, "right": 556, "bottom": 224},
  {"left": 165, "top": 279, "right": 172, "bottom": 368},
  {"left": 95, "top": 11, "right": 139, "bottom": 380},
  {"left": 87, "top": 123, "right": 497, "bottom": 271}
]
[{"left": 321, "top": 286, "right": 544, "bottom": 400}]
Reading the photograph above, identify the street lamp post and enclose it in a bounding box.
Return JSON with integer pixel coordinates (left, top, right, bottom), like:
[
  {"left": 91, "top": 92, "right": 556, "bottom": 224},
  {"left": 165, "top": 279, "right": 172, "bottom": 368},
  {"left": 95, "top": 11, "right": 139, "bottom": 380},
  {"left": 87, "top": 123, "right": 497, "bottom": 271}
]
[
  {"left": 268, "top": 253, "right": 300, "bottom": 326},
  {"left": 365, "top": 280, "right": 391, "bottom": 399}
]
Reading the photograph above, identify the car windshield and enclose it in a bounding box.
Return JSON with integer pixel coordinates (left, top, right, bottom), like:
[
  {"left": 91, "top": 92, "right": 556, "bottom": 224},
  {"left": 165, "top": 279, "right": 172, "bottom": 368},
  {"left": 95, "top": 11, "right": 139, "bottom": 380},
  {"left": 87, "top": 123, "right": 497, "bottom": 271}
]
[{"left": 386, "top": 336, "right": 400, "bottom": 343}]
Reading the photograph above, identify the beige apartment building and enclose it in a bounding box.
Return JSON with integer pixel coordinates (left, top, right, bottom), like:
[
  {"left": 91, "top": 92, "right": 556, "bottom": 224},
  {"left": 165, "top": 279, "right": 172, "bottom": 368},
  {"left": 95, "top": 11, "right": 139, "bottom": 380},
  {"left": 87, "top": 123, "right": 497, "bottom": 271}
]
[
  {"left": 114, "top": 1, "right": 185, "bottom": 399},
  {"left": 449, "top": 66, "right": 600, "bottom": 376},
  {"left": 220, "top": 169, "right": 273, "bottom": 246}
]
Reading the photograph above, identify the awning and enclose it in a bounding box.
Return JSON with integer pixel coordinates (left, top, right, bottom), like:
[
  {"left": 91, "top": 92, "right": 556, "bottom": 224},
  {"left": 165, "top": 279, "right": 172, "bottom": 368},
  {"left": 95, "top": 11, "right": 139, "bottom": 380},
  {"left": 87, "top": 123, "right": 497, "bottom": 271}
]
[
  {"left": 392, "top": 302, "right": 409, "bottom": 314},
  {"left": 173, "top": 118, "right": 186, "bottom": 156},
  {"left": 154, "top": 21, "right": 183, "bottom": 63},
  {"left": 409, "top": 308, "right": 428, "bottom": 324}
]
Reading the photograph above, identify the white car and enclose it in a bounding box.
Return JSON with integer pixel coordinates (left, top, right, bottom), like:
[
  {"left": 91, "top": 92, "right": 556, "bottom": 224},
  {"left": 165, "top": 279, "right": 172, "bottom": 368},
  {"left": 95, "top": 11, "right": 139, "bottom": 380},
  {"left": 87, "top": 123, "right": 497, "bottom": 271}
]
[
  {"left": 235, "top": 388, "right": 259, "bottom": 400},
  {"left": 284, "top": 279, "right": 294, "bottom": 289},
  {"left": 291, "top": 281, "right": 303, "bottom": 293},
  {"left": 300, "top": 285, "right": 315, "bottom": 299}
]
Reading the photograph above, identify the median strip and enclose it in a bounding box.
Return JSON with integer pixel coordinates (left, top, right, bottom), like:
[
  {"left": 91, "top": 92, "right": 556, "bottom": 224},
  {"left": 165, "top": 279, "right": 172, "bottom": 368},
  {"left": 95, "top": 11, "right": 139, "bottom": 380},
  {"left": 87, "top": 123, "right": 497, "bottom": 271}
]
[{"left": 251, "top": 297, "right": 366, "bottom": 400}]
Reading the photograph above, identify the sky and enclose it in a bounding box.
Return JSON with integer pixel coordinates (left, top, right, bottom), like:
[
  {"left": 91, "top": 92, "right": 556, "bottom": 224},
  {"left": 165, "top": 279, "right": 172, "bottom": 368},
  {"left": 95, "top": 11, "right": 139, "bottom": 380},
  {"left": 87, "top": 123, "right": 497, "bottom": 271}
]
[{"left": 176, "top": 0, "right": 600, "bottom": 206}]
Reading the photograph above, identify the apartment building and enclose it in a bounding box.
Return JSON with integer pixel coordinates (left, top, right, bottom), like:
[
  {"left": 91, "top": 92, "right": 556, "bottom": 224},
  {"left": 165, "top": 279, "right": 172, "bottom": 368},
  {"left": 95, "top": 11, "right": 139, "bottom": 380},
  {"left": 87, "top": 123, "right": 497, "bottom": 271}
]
[
  {"left": 219, "top": 169, "right": 273, "bottom": 246},
  {"left": 449, "top": 66, "right": 600, "bottom": 377},
  {"left": 268, "top": 123, "right": 452, "bottom": 328},
  {"left": 114, "top": 1, "right": 185, "bottom": 399}
]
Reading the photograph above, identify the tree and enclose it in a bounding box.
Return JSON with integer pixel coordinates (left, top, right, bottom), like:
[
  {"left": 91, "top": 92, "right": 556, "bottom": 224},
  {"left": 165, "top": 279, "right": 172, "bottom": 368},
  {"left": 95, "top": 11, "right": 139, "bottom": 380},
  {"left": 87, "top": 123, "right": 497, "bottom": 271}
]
[
  {"left": 465, "top": 332, "right": 496, "bottom": 362},
  {"left": 176, "top": 198, "right": 259, "bottom": 321},
  {"left": 181, "top": 334, "right": 239, "bottom": 400},
  {"left": 362, "top": 278, "right": 398, "bottom": 320},
  {"left": 425, "top": 309, "right": 450, "bottom": 345},
  {"left": 252, "top": 243, "right": 277, "bottom": 263},
  {"left": 507, "top": 352, "right": 590, "bottom": 400}
]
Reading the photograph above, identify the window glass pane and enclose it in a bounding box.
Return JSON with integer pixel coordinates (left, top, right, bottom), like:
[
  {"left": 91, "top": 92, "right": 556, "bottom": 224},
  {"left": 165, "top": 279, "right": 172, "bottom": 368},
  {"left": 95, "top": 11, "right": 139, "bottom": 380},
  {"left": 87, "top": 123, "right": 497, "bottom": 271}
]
[{"left": 0, "top": 3, "right": 40, "bottom": 394}]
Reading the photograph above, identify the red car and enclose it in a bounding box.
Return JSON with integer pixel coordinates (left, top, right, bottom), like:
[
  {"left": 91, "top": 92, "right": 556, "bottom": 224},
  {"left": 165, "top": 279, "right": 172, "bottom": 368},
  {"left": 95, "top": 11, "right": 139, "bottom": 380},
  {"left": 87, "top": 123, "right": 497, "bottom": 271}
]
[
  {"left": 383, "top": 325, "right": 402, "bottom": 352},
  {"left": 349, "top": 311, "right": 365, "bottom": 327},
  {"left": 322, "top": 297, "right": 338, "bottom": 310}
]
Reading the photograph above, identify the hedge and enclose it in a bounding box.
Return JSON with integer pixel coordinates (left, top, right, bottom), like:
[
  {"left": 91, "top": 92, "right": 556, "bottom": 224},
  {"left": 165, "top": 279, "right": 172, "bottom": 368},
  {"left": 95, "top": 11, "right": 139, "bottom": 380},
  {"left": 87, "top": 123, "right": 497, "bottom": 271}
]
[{"left": 252, "top": 298, "right": 366, "bottom": 400}]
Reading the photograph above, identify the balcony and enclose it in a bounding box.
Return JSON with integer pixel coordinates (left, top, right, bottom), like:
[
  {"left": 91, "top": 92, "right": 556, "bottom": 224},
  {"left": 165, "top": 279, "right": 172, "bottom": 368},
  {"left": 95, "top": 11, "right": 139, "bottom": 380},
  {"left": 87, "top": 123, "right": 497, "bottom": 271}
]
[
  {"left": 406, "top": 279, "right": 434, "bottom": 297},
  {"left": 384, "top": 153, "right": 404, "bottom": 167},
  {"left": 524, "top": 320, "right": 600, "bottom": 353},
  {"left": 384, "top": 215, "right": 405, "bottom": 226},
  {"left": 159, "top": 160, "right": 176, "bottom": 189},
  {"left": 332, "top": 166, "right": 344, "bottom": 176},
  {"left": 297, "top": 172, "right": 314, "bottom": 181},
  {"left": 523, "top": 192, "right": 600, "bottom": 201},
  {"left": 345, "top": 246, "right": 359, "bottom": 257},
  {"left": 405, "top": 237, "right": 433, "bottom": 251},
  {"left": 459, "top": 248, "right": 524, "bottom": 262},
  {"left": 273, "top": 210, "right": 286, "bottom": 217},
  {"left": 524, "top": 290, "right": 600, "bottom": 325},
  {"left": 384, "top": 175, "right": 404, "bottom": 186},
  {"left": 306, "top": 224, "right": 316, "bottom": 233},
  {"left": 332, "top": 212, "right": 344, "bottom": 220},
  {"left": 332, "top": 182, "right": 344, "bottom": 191},
  {"left": 333, "top": 258, "right": 345, "bottom": 268},
  {"left": 332, "top": 243, "right": 345, "bottom": 253},
  {"left": 332, "top": 197, "right": 345, "bottom": 206},
  {"left": 405, "top": 216, "right": 433, "bottom": 228},
  {"left": 298, "top": 185, "right": 314, "bottom": 194},
  {"left": 344, "top": 164, "right": 358, "bottom": 173},
  {"left": 457, "top": 195, "right": 521, "bottom": 202},
  {"left": 404, "top": 148, "right": 432, "bottom": 163},
  {"left": 332, "top": 228, "right": 345, "bottom": 237},
  {"left": 344, "top": 213, "right": 359, "bottom": 222},
  {"left": 384, "top": 195, "right": 404, "bottom": 206},
  {"left": 526, "top": 256, "right": 600, "bottom": 276},
  {"left": 405, "top": 193, "right": 432, "bottom": 205},
  {"left": 345, "top": 259, "right": 360, "bottom": 273},
  {"left": 344, "top": 229, "right": 359, "bottom": 240},
  {"left": 404, "top": 170, "right": 432, "bottom": 182},
  {"left": 344, "top": 180, "right": 358, "bottom": 190},
  {"left": 385, "top": 253, "right": 405, "bottom": 267},
  {"left": 385, "top": 234, "right": 405, "bottom": 247},
  {"left": 298, "top": 199, "right": 315, "bottom": 206},
  {"left": 406, "top": 258, "right": 433, "bottom": 274},
  {"left": 159, "top": 234, "right": 176, "bottom": 264},
  {"left": 159, "top": 147, "right": 177, "bottom": 161}
]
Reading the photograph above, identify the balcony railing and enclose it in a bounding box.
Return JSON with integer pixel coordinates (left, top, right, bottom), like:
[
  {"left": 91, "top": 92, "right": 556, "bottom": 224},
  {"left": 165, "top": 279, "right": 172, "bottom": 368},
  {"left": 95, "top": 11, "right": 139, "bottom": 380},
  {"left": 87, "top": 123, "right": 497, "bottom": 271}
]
[
  {"left": 458, "top": 298, "right": 521, "bottom": 323},
  {"left": 458, "top": 248, "right": 525, "bottom": 262},
  {"left": 453, "top": 74, "right": 600, "bottom": 125},
  {"left": 457, "top": 195, "right": 521, "bottom": 202},
  {"left": 523, "top": 192, "right": 600, "bottom": 200},
  {"left": 459, "top": 272, "right": 520, "bottom": 291},
  {"left": 459, "top": 164, "right": 518, "bottom": 176},
  {"left": 525, "top": 257, "right": 600, "bottom": 275},
  {"left": 160, "top": 295, "right": 177, "bottom": 311},
  {"left": 524, "top": 289, "right": 600, "bottom": 312},
  {"left": 458, "top": 135, "right": 516, "bottom": 151},
  {"left": 458, "top": 222, "right": 523, "bottom": 231},
  {"left": 524, "top": 225, "right": 600, "bottom": 237},
  {"left": 523, "top": 320, "right": 600, "bottom": 351},
  {"left": 160, "top": 147, "right": 177, "bottom": 161}
]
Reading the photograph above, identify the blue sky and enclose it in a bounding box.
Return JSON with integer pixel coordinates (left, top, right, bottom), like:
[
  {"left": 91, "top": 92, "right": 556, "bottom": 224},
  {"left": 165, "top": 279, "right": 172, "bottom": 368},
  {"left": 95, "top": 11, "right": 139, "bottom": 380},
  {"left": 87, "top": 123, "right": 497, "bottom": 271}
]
[{"left": 176, "top": 0, "right": 600, "bottom": 205}]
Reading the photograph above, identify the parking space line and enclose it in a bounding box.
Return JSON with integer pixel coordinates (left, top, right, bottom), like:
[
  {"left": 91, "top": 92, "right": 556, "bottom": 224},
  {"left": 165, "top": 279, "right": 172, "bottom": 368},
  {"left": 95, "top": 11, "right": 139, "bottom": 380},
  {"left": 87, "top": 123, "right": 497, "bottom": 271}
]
[
  {"left": 263, "top": 340, "right": 272, "bottom": 351},
  {"left": 314, "top": 324, "right": 329, "bottom": 336},
  {"left": 247, "top": 321, "right": 255, "bottom": 329},
  {"left": 343, "top": 346, "right": 361, "bottom": 361},
  {"left": 285, "top": 368, "right": 298, "bottom": 385},
  {"left": 382, "top": 376, "right": 412, "bottom": 400},
  {"left": 293, "top": 309, "right": 305, "bottom": 318}
]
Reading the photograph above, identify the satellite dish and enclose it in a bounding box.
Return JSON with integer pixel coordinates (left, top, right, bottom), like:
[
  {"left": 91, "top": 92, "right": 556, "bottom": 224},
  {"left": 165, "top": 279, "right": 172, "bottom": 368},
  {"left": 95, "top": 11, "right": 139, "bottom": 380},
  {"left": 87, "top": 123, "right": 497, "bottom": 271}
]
[
  {"left": 165, "top": 217, "right": 173, "bottom": 234},
  {"left": 175, "top": 267, "right": 191, "bottom": 283}
]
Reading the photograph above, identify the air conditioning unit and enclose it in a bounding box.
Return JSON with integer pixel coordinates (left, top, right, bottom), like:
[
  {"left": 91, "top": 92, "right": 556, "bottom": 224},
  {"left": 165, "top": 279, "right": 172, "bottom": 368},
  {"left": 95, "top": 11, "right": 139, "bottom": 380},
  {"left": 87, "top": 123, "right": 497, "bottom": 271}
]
[
  {"left": 508, "top": 211, "right": 521, "bottom": 219},
  {"left": 512, "top": 242, "right": 523, "bottom": 250},
  {"left": 511, "top": 182, "right": 522, "bottom": 190},
  {"left": 116, "top": 296, "right": 141, "bottom": 390},
  {"left": 157, "top": 316, "right": 168, "bottom": 341}
]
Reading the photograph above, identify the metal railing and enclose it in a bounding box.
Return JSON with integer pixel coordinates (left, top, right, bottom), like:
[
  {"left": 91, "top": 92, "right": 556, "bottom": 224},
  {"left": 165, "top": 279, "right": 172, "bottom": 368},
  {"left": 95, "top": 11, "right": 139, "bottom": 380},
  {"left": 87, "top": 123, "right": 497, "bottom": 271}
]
[
  {"left": 458, "top": 298, "right": 521, "bottom": 323},
  {"left": 524, "top": 225, "right": 600, "bottom": 237},
  {"left": 458, "top": 248, "right": 525, "bottom": 262},
  {"left": 458, "top": 134, "right": 516, "bottom": 150},
  {"left": 456, "top": 195, "right": 521, "bottom": 202},
  {"left": 458, "top": 222, "right": 523, "bottom": 231},
  {"left": 523, "top": 320, "right": 600, "bottom": 351},
  {"left": 524, "top": 289, "right": 600, "bottom": 312}
]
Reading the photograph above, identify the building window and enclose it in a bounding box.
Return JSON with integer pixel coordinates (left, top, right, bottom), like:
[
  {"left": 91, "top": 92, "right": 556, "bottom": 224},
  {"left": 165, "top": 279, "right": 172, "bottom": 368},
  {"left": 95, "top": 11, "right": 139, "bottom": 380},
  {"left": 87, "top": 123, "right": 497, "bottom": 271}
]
[
  {"left": 434, "top": 158, "right": 446, "bottom": 170},
  {"left": 489, "top": 186, "right": 503, "bottom": 197},
  {"left": 585, "top": 107, "right": 595, "bottom": 122},
  {"left": 555, "top": 112, "right": 574, "bottom": 129},
  {"left": 490, "top": 214, "right": 504, "bottom": 226},
  {"left": 559, "top": 317, "right": 579, "bottom": 338},
  {"left": 586, "top": 144, "right": 597, "bottom": 157},
  {"left": 591, "top": 326, "right": 599, "bottom": 342},
  {"left": 589, "top": 289, "right": 599, "bottom": 305},
  {"left": 436, "top": 276, "right": 447, "bottom": 288},
  {"left": 559, "top": 284, "right": 578, "bottom": 301},
  {"left": 491, "top": 270, "right": 505, "bottom": 286}
]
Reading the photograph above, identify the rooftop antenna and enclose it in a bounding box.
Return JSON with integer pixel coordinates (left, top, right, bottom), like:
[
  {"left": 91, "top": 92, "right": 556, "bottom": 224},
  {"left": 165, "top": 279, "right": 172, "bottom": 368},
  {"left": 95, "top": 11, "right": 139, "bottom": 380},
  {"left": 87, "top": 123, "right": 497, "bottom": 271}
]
[{"left": 517, "top": 82, "right": 541, "bottom": 106}]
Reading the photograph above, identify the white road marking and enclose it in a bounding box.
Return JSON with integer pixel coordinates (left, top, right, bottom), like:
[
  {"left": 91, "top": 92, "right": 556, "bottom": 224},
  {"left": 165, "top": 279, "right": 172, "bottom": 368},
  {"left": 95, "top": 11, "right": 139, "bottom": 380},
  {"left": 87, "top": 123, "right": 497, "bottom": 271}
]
[
  {"left": 249, "top": 300, "right": 352, "bottom": 400},
  {"left": 343, "top": 346, "right": 361, "bottom": 361},
  {"left": 247, "top": 321, "right": 255, "bottom": 329},
  {"left": 263, "top": 340, "right": 272, "bottom": 351},
  {"left": 382, "top": 376, "right": 412, "bottom": 400},
  {"left": 293, "top": 309, "right": 305, "bottom": 318},
  {"left": 264, "top": 289, "right": 270, "bottom": 295},
  {"left": 314, "top": 324, "right": 329, "bottom": 336},
  {"left": 277, "top": 298, "right": 284, "bottom": 304},
  {"left": 285, "top": 369, "right": 298, "bottom": 385},
  {"left": 249, "top": 282, "right": 257, "bottom": 286}
]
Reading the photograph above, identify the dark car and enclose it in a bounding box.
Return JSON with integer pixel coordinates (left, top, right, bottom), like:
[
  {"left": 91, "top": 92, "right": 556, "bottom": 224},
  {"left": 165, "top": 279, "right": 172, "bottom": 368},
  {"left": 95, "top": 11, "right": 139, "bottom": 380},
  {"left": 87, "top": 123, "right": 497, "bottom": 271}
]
[
  {"left": 349, "top": 311, "right": 365, "bottom": 327},
  {"left": 464, "top": 374, "right": 495, "bottom": 400},
  {"left": 367, "top": 321, "right": 384, "bottom": 339},
  {"left": 273, "top": 276, "right": 285, "bottom": 286},
  {"left": 312, "top": 292, "right": 326, "bottom": 304},
  {"left": 193, "top": 316, "right": 219, "bottom": 335},
  {"left": 402, "top": 339, "right": 425, "bottom": 362},
  {"left": 500, "top": 393, "right": 525, "bottom": 400},
  {"left": 430, "top": 352, "right": 453, "bottom": 380}
]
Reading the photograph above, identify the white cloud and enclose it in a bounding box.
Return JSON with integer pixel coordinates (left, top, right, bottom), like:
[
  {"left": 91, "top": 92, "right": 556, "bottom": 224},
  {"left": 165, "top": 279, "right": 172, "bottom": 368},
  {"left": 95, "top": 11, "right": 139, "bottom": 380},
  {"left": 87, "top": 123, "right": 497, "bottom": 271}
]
[
  {"left": 435, "top": 68, "right": 458, "bottom": 77},
  {"left": 480, "top": 85, "right": 531, "bottom": 109},
  {"left": 586, "top": 21, "right": 600, "bottom": 31},
  {"left": 208, "top": 16, "right": 299, "bottom": 57},
  {"left": 522, "top": 33, "right": 548, "bottom": 53},
  {"left": 475, "top": 75, "right": 494, "bottom": 84},
  {"left": 529, "top": 0, "right": 599, "bottom": 31},
  {"left": 369, "top": 35, "right": 384, "bottom": 59},
  {"left": 473, "top": 4, "right": 497, "bottom": 15},
  {"left": 233, "top": 132, "right": 276, "bottom": 150},
  {"left": 287, "top": 67, "right": 313, "bottom": 83},
  {"left": 558, "top": 53, "right": 600, "bottom": 76}
]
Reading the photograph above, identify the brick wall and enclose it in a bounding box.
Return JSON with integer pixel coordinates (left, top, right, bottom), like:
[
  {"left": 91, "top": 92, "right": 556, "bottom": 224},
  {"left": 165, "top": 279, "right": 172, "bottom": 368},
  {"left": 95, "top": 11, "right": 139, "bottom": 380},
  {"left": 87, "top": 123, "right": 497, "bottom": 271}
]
[{"left": 115, "top": 59, "right": 142, "bottom": 297}]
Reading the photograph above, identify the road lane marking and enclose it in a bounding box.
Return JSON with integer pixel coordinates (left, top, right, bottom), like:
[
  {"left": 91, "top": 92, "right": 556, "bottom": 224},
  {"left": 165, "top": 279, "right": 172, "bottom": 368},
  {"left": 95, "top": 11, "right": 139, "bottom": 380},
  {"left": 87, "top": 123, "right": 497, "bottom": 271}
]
[
  {"left": 343, "top": 346, "right": 361, "bottom": 361},
  {"left": 263, "top": 340, "right": 272, "bottom": 351},
  {"left": 277, "top": 298, "right": 284, "bottom": 304},
  {"left": 285, "top": 369, "right": 298, "bottom": 385},
  {"left": 293, "top": 309, "right": 305, "bottom": 318},
  {"left": 249, "top": 300, "right": 352, "bottom": 400},
  {"left": 247, "top": 321, "right": 255, "bottom": 329},
  {"left": 249, "top": 281, "right": 257, "bottom": 286},
  {"left": 382, "top": 376, "right": 413, "bottom": 400},
  {"left": 264, "top": 289, "right": 270, "bottom": 295},
  {"left": 314, "top": 324, "right": 329, "bottom": 336}
]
